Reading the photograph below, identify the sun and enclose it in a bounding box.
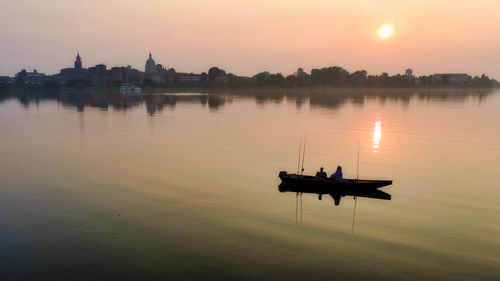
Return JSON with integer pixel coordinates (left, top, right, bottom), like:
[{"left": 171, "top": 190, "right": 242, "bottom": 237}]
[{"left": 378, "top": 24, "right": 394, "bottom": 39}]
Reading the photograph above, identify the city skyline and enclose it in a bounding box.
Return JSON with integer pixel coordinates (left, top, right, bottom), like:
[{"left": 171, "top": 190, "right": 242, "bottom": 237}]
[
  {"left": 7, "top": 52, "right": 494, "bottom": 89},
  {"left": 1, "top": 0, "right": 500, "bottom": 79},
  {"left": 3, "top": 48, "right": 500, "bottom": 81},
  {"left": 1, "top": 51, "right": 493, "bottom": 80}
]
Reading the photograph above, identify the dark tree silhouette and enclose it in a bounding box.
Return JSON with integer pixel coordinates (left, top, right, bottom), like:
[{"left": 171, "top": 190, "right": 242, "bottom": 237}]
[
  {"left": 349, "top": 70, "right": 367, "bottom": 86},
  {"left": 200, "top": 72, "right": 208, "bottom": 83},
  {"left": 311, "top": 66, "right": 349, "bottom": 86},
  {"left": 208, "top": 67, "right": 226, "bottom": 82}
]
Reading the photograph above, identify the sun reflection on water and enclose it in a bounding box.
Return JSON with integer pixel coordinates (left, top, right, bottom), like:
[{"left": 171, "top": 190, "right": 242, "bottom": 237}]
[{"left": 373, "top": 121, "right": 382, "bottom": 152}]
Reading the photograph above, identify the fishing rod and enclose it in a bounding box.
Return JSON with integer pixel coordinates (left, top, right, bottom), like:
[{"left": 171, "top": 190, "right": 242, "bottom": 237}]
[
  {"left": 301, "top": 134, "right": 307, "bottom": 175},
  {"left": 297, "top": 139, "right": 302, "bottom": 174}
]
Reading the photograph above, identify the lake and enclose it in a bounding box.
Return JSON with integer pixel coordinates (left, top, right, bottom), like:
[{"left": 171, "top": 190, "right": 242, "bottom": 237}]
[{"left": 0, "top": 89, "right": 499, "bottom": 280}]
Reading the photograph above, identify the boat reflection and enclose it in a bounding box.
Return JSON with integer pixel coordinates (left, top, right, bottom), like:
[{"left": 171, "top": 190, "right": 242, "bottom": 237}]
[{"left": 278, "top": 182, "right": 391, "bottom": 206}]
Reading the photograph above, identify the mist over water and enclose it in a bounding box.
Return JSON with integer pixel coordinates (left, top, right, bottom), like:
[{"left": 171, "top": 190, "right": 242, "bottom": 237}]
[{"left": 0, "top": 89, "right": 499, "bottom": 280}]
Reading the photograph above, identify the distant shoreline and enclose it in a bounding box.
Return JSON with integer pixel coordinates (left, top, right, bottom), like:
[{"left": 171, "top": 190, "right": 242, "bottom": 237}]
[{"left": 5, "top": 58, "right": 498, "bottom": 92}]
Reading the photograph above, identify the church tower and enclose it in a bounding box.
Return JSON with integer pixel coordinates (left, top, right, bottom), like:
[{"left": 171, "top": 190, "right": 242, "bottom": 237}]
[
  {"left": 74, "top": 53, "right": 82, "bottom": 70},
  {"left": 145, "top": 53, "right": 156, "bottom": 74}
]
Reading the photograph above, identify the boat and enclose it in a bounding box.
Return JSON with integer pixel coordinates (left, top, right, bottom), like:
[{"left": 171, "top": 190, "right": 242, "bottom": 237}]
[
  {"left": 119, "top": 84, "right": 142, "bottom": 93},
  {"left": 278, "top": 171, "right": 392, "bottom": 206},
  {"left": 279, "top": 171, "right": 392, "bottom": 190}
]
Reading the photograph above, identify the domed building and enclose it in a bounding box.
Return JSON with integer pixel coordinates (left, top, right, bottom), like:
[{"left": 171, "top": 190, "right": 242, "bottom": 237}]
[{"left": 145, "top": 53, "right": 156, "bottom": 74}]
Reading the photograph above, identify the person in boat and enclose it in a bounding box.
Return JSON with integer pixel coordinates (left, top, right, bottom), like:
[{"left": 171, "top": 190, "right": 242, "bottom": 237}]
[
  {"left": 315, "top": 167, "right": 327, "bottom": 178},
  {"left": 330, "top": 166, "right": 345, "bottom": 182}
]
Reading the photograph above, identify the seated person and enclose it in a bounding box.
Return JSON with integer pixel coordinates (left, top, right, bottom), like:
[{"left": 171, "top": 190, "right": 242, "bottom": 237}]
[
  {"left": 315, "top": 167, "right": 327, "bottom": 178},
  {"left": 330, "top": 166, "right": 344, "bottom": 182}
]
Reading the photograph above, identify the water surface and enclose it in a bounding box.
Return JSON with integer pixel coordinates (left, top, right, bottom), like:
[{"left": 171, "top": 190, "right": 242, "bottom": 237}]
[{"left": 1, "top": 89, "right": 499, "bottom": 280}]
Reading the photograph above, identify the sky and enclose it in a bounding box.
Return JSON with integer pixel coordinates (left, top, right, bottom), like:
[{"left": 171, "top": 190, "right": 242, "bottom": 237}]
[{"left": 1, "top": 0, "right": 499, "bottom": 78}]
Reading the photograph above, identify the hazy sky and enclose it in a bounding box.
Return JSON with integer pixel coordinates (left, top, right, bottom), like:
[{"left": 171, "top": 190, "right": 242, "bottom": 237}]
[{"left": 1, "top": 0, "right": 499, "bottom": 78}]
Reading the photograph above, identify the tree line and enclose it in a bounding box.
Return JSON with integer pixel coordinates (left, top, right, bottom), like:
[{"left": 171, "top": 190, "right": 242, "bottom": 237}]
[
  {"left": 248, "top": 67, "right": 497, "bottom": 88},
  {"left": 2, "top": 65, "right": 498, "bottom": 92},
  {"left": 189, "top": 66, "right": 497, "bottom": 88}
]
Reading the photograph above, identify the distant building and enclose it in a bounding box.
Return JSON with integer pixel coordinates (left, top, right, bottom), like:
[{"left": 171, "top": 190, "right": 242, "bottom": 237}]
[
  {"left": 229, "top": 75, "right": 251, "bottom": 84},
  {"left": 431, "top": 73, "right": 471, "bottom": 85},
  {"left": 91, "top": 64, "right": 142, "bottom": 85},
  {"left": 143, "top": 53, "right": 166, "bottom": 83},
  {"left": 88, "top": 64, "right": 107, "bottom": 73},
  {"left": 214, "top": 76, "right": 228, "bottom": 83},
  {"left": 155, "top": 64, "right": 164, "bottom": 73},
  {"left": 111, "top": 67, "right": 128, "bottom": 82},
  {"left": 74, "top": 53, "right": 82, "bottom": 70},
  {"left": 15, "top": 69, "right": 47, "bottom": 83},
  {"left": 404, "top": 68, "right": 417, "bottom": 84},
  {"left": 54, "top": 54, "right": 88, "bottom": 83},
  {"left": 87, "top": 64, "right": 110, "bottom": 85},
  {"left": 177, "top": 74, "right": 201, "bottom": 84},
  {"left": 125, "top": 66, "right": 144, "bottom": 85},
  {"left": 145, "top": 53, "right": 156, "bottom": 74}
]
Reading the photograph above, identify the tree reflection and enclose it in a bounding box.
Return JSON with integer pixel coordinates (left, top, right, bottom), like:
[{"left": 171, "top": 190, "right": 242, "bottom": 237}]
[{"left": 0, "top": 88, "right": 495, "bottom": 114}]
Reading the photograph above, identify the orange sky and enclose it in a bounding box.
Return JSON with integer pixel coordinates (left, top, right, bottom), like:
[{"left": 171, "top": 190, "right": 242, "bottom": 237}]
[{"left": 1, "top": 0, "right": 499, "bottom": 78}]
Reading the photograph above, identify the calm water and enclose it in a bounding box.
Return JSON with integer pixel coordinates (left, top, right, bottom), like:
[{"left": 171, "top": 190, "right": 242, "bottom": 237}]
[{"left": 1, "top": 89, "right": 499, "bottom": 280}]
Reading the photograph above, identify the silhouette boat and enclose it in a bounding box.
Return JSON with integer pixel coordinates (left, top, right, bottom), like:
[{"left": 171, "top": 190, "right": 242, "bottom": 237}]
[
  {"left": 279, "top": 171, "right": 392, "bottom": 190},
  {"left": 278, "top": 181, "right": 391, "bottom": 206}
]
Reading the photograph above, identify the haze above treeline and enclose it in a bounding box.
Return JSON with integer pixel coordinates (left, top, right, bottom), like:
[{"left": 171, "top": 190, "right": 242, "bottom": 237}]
[{"left": 2, "top": 1, "right": 500, "bottom": 79}]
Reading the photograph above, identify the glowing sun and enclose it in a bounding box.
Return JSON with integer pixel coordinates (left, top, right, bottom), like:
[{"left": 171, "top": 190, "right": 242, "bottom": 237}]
[{"left": 378, "top": 24, "right": 394, "bottom": 39}]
